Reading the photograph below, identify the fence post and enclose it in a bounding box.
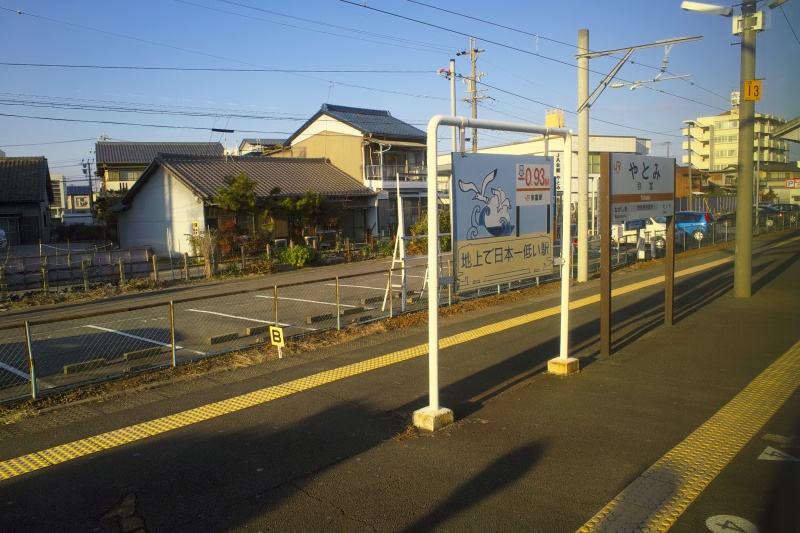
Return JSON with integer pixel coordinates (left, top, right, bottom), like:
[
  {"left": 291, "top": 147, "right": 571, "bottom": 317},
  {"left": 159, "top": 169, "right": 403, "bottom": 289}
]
[
  {"left": 118, "top": 258, "right": 126, "bottom": 285},
  {"left": 170, "top": 301, "right": 177, "bottom": 367},
  {"left": 82, "top": 260, "right": 90, "bottom": 291},
  {"left": 0, "top": 269, "right": 6, "bottom": 300},
  {"left": 25, "top": 321, "right": 37, "bottom": 399},
  {"left": 335, "top": 276, "right": 341, "bottom": 330},
  {"left": 241, "top": 247, "right": 246, "bottom": 273},
  {"left": 273, "top": 285, "right": 278, "bottom": 326},
  {"left": 152, "top": 254, "right": 159, "bottom": 281},
  {"left": 183, "top": 253, "right": 189, "bottom": 280},
  {"left": 345, "top": 238, "right": 351, "bottom": 262},
  {"left": 266, "top": 244, "right": 271, "bottom": 260},
  {"left": 41, "top": 257, "right": 48, "bottom": 294}
]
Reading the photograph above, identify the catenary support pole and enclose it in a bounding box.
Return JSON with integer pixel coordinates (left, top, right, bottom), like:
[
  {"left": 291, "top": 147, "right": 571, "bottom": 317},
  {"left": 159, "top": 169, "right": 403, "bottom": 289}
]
[
  {"left": 734, "top": 0, "right": 756, "bottom": 298},
  {"left": 577, "top": 29, "right": 590, "bottom": 282}
]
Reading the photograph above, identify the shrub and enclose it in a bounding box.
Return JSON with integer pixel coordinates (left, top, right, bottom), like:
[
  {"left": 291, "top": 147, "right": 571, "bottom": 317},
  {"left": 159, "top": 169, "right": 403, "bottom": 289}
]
[
  {"left": 245, "top": 257, "right": 278, "bottom": 275},
  {"left": 278, "top": 245, "right": 318, "bottom": 267}
]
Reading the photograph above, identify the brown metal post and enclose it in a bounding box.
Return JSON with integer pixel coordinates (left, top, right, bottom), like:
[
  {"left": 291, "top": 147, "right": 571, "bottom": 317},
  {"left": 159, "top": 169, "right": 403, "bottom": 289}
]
[
  {"left": 599, "top": 153, "right": 612, "bottom": 357},
  {"left": 665, "top": 160, "right": 676, "bottom": 326},
  {"left": 41, "top": 257, "right": 48, "bottom": 294}
]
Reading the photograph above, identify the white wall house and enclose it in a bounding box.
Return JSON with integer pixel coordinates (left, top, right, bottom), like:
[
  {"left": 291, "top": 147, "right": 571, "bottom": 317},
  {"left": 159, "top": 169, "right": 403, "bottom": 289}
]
[
  {"left": 116, "top": 154, "right": 376, "bottom": 255},
  {"left": 117, "top": 167, "right": 204, "bottom": 254}
]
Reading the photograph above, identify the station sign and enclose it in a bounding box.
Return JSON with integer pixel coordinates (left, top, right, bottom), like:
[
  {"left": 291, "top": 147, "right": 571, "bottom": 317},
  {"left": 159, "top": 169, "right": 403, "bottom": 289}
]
[
  {"left": 608, "top": 154, "right": 675, "bottom": 224},
  {"left": 452, "top": 153, "right": 555, "bottom": 291}
]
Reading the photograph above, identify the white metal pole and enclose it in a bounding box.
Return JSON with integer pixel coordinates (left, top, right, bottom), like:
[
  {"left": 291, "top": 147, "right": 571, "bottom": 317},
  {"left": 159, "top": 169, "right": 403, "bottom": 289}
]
[
  {"left": 426, "top": 118, "right": 441, "bottom": 410},
  {"left": 560, "top": 133, "right": 573, "bottom": 360},
  {"left": 425, "top": 115, "right": 571, "bottom": 411},
  {"left": 450, "top": 58, "right": 457, "bottom": 153}
]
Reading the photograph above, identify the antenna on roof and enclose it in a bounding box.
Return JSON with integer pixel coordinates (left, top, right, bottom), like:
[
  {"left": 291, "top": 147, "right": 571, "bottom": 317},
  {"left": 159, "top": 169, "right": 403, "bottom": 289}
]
[{"left": 212, "top": 128, "right": 235, "bottom": 161}]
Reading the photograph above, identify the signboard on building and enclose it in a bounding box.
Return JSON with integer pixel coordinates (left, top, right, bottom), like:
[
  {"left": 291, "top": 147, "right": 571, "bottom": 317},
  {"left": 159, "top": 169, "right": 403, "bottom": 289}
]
[
  {"left": 451, "top": 153, "right": 555, "bottom": 291},
  {"left": 608, "top": 154, "right": 675, "bottom": 224},
  {"left": 787, "top": 179, "right": 796, "bottom": 189}
]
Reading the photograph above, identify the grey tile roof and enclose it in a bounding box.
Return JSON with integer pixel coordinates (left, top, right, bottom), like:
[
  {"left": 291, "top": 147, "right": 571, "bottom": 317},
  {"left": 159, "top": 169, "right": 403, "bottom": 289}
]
[
  {"left": 0, "top": 156, "right": 52, "bottom": 203},
  {"left": 95, "top": 142, "right": 224, "bottom": 165},
  {"left": 239, "top": 138, "right": 287, "bottom": 148},
  {"left": 122, "top": 155, "right": 375, "bottom": 206},
  {"left": 288, "top": 104, "right": 426, "bottom": 144}
]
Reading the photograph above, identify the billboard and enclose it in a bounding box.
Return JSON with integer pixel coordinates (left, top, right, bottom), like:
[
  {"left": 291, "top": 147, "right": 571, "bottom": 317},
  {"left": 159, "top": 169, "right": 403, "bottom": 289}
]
[{"left": 452, "top": 153, "right": 555, "bottom": 291}]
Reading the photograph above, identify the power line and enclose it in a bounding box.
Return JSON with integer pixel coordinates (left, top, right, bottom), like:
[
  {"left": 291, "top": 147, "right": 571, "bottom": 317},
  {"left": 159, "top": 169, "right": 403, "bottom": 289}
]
[
  {"left": 0, "top": 62, "right": 432, "bottom": 74},
  {"left": 0, "top": 137, "right": 97, "bottom": 148},
  {"left": 342, "top": 0, "right": 731, "bottom": 108},
  {"left": 0, "top": 113, "right": 295, "bottom": 135}
]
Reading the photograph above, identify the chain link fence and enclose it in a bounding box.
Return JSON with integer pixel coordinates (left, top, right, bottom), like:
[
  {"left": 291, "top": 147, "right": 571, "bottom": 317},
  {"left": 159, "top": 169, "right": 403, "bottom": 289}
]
[{"left": 1, "top": 221, "right": 797, "bottom": 403}]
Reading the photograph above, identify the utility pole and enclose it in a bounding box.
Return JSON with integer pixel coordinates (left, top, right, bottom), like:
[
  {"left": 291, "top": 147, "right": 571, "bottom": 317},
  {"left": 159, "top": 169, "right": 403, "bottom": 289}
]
[
  {"left": 458, "top": 38, "right": 486, "bottom": 153},
  {"left": 577, "top": 29, "right": 589, "bottom": 282},
  {"left": 733, "top": 0, "right": 757, "bottom": 298}
]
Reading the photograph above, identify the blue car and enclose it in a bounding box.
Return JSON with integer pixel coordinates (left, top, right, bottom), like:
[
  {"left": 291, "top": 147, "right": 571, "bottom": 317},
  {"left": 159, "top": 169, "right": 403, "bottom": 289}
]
[{"left": 674, "top": 211, "right": 715, "bottom": 241}]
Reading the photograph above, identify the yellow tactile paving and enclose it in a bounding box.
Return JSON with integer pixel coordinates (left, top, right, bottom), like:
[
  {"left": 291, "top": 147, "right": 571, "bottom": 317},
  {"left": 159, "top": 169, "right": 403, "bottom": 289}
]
[
  {"left": 577, "top": 338, "right": 800, "bottom": 532},
  {"left": 0, "top": 243, "right": 795, "bottom": 486}
]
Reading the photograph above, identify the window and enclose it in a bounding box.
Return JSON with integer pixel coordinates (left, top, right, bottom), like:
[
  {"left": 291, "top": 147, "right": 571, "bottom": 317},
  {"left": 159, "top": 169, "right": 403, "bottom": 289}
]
[
  {"left": 589, "top": 154, "right": 601, "bottom": 174},
  {"left": 121, "top": 170, "right": 141, "bottom": 182},
  {"left": 715, "top": 149, "right": 736, "bottom": 158},
  {"left": 107, "top": 170, "right": 120, "bottom": 182},
  {"left": 714, "top": 120, "right": 739, "bottom": 130},
  {"left": 713, "top": 135, "right": 737, "bottom": 144}
]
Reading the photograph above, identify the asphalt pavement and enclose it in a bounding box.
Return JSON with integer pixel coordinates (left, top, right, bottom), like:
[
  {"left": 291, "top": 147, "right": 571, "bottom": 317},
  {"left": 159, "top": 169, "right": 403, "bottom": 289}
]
[{"left": 0, "top": 230, "right": 798, "bottom": 532}]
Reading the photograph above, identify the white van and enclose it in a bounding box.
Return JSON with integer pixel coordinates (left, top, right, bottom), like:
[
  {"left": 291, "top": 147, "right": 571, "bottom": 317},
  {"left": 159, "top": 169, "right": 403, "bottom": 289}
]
[{"left": 611, "top": 217, "right": 667, "bottom": 247}]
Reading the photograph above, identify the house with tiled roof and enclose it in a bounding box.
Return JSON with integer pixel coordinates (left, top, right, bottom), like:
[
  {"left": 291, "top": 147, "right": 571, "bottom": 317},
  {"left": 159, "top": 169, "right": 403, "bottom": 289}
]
[
  {"left": 115, "top": 155, "right": 376, "bottom": 254},
  {"left": 95, "top": 141, "right": 224, "bottom": 194},
  {"left": 238, "top": 138, "right": 287, "bottom": 156},
  {"left": 277, "top": 104, "right": 428, "bottom": 236},
  {"left": 0, "top": 156, "right": 54, "bottom": 245}
]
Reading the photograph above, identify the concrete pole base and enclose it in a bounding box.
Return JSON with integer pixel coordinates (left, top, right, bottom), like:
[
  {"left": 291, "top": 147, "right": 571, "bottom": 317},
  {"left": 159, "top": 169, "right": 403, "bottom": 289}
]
[
  {"left": 413, "top": 406, "right": 454, "bottom": 432},
  {"left": 548, "top": 357, "right": 580, "bottom": 376}
]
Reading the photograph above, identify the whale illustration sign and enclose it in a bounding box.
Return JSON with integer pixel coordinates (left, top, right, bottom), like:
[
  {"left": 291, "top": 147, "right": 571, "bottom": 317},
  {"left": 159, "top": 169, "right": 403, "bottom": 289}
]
[{"left": 451, "top": 153, "right": 555, "bottom": 291}]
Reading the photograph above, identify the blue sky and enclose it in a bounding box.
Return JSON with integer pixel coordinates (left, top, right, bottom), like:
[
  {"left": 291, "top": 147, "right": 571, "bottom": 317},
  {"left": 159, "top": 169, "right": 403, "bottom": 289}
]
[{"left": 1, "top": 0, "right": 798, "bottom": 188}]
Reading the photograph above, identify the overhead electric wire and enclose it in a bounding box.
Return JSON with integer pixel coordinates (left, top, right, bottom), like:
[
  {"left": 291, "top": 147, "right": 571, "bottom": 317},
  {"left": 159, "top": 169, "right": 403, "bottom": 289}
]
[
  {"left": 172, "top": 0, "right": 450, "bottom": 54},
  {"left": 349, "top": 0, "right": 732, "bottom": 108},
  {"left": 778, "top": 5, "right": 800, "bottom": 45},
  {"left": 0, "top": 137, "right": 97, "bottom": 148},
  {"left": 0, "top": 62, "right": 432, "bottom": 74},
  {"left": 0, "top": 113, "right": 294, "bottom": 135},
  {"left": 404, "top": 0, "right": 730, "bottom": 103}
]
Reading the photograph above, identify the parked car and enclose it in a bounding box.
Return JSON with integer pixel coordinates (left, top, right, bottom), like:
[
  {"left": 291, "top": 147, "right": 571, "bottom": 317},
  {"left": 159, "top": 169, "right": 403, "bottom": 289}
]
[
  {"left": 674, "top": 211, "right": 714, "bottom": 241},
  {"left": 771, "top": 204, "right": 798, "bottom": 224},
  {"left": 758, "top": 205, "right": 787, "bottom": 227},
  {"left": 716, "top": 206, "right": 784, "bottom": 228},
  {"left": 612, "top": 217, "right": 666, "bottom": 247}
]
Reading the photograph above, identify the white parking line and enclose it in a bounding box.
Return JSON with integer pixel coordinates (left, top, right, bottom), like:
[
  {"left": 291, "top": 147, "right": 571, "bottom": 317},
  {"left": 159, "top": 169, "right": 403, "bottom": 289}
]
[
  {"left": 0, "top": 361, "right": 29, "bottom": 380},
  {"left": 83, "top": 326, "right": 206, "bottom": 356},
  {"left": 328, "top": 283, "right": 385, "bottom": 291},
  {"left": 186, "top": 309, "right": 316, "bottom": 331},
  {"left": 254, "top": 295, "right": 359, "bottom": 308}
]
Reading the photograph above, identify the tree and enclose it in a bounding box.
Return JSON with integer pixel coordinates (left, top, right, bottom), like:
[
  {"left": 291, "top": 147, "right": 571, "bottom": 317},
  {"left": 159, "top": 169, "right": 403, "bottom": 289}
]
[
  {"left": 94, "top": 189, "right": 126, "bottom": 242},
  {"left": 214, "top": 172, "right": 282, "bottom": 238},
  {"left": 214, "top": 172, "right": 257, "bottom": 231}
]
